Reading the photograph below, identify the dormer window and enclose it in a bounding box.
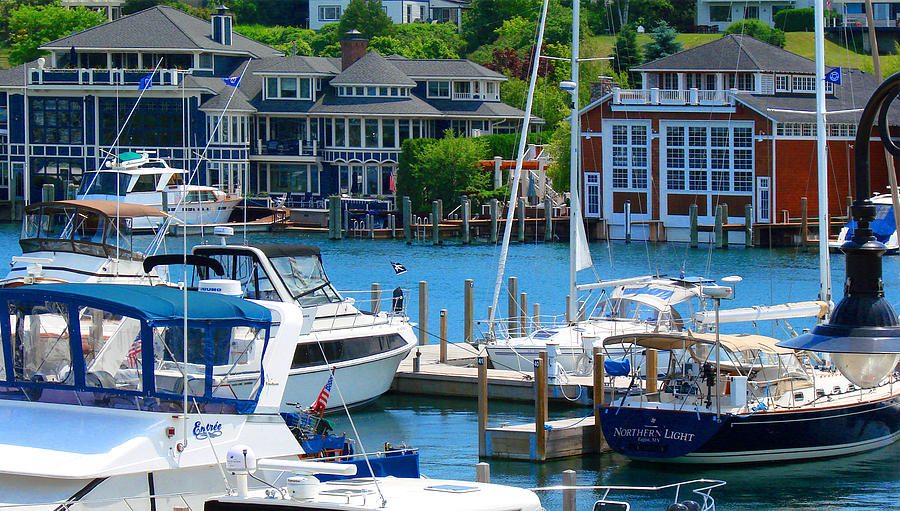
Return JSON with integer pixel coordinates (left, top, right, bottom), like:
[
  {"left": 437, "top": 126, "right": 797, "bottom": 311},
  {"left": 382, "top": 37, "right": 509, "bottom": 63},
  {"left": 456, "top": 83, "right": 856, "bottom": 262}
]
[
  {"left": 775, "top": 74, "right": 790, "bottom": 92},
  {"left": 265, "top": 76, "right": 313, "bottom": 100},
  {"left": 791, "top": 75, "right": 815, "bottom": 93},
  {"left": 427, "top": 81, "right": 450, "bottom": 98},
  {"left": 338, "top": 86, "right": 411, "bottom": 97}
]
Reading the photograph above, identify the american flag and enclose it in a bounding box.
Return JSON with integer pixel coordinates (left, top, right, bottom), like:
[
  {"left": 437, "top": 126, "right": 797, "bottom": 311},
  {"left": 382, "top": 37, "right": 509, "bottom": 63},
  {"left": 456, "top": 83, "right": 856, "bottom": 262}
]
[
  {"left": 312, "top": 374, "right": 334, "bottom": 412},
  {"left": 126, "top": 338, "right": 142, "bottom": 368}
]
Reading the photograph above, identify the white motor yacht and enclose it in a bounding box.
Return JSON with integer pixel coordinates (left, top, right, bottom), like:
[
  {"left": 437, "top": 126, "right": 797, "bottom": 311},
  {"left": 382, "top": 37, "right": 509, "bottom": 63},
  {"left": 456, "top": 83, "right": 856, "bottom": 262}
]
[
  {"left": 78, "top": 151, "right": 241, "bottom": 229},
  {"left": 830, "top": 193, "right": 899, "bottom": 253},
  {"left": 1, "top": 200, "right": 168, "bottom": 287}
]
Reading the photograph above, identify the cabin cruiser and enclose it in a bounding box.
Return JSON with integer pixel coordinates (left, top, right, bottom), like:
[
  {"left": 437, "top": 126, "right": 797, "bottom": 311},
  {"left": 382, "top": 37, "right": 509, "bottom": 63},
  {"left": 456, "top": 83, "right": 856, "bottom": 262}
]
[
  {"left": 484, "top": 276, "right": 708, "bottom": 375},
  {"left": 174, "top": 243, "right": 418, "bottom": 412},
  {"left": 830, "top": 193, "right": 899, "bottom": 253},
  {"left": 598, "top": 331, "right": 900, "bottom": 464},
  {"left": 1, "top": 200, "right": 168, "bottom": 287},
  {"left": 0, "top": 283, "right": 309, "bottom": 510},
  {"left": 78, "top": 151, "right": 241, "bottom": 229}
]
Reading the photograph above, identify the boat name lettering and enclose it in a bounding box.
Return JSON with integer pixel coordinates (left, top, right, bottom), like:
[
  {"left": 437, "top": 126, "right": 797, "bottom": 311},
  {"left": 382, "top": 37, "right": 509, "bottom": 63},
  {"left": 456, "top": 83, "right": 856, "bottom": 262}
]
[
  {"left": 612, "top": 427, "right": 695, "bottom": 442},
  {"left": 193, "top": 421, "right": 223, "bottom": 439}
]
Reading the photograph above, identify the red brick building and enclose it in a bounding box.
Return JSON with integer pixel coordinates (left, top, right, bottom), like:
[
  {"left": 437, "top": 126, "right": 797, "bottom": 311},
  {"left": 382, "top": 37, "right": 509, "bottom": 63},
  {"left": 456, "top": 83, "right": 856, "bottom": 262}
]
[{"left": 579, "top": 35, "right": 896, "bottom": 242}]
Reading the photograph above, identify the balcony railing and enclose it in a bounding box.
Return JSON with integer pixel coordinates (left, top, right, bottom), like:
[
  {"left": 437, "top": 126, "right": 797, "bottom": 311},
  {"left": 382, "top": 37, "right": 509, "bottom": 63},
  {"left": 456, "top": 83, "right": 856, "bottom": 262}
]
[
  {"left": 612, "top": 87, "right": 734, "bottom": 106},
  {"left": 253, "top": 139, "right": 319, "bottom": 157},
  {"left": 27, "top": 67, "right": 181, "bottom": 87},
  {"left": 451, "top": 91, "right": 500, "bottom": 101},
  {"left": 838, "top": 13, "right": 900, "bottom": 28}
]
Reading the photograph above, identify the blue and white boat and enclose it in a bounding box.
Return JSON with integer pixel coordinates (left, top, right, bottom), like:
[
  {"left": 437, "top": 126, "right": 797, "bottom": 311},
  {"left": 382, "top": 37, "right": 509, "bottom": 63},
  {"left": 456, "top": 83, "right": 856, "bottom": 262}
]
[
  {"left": 598, "top": 331, "right": 900, "bottom": 463},
  {"left": 830, "top": 193, "right": 899, "bottom": 253}
]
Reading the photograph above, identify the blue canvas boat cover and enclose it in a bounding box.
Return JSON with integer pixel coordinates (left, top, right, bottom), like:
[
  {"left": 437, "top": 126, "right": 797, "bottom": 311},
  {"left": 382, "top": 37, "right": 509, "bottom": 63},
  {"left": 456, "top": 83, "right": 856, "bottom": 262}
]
[
  {"left": 845, "top": 204, "right": 896, "bottom": 244},
  {"left": 0, "top": 284, "right": 271, "bottom": 325},
  {"left": 604, "top": 358, "right": 631, "bottom": 376}
]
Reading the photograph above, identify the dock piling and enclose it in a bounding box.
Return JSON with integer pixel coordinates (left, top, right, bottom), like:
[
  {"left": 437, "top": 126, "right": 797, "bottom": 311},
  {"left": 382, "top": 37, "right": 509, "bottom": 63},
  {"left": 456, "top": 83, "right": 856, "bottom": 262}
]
[
  {"left": 544, "top": 198, "right": 552, "bottom": 241},
  {"left": 439, "top": 309, "right": 448, "bottom": 363},
  {"left": 476, "top": 462, "right": 491, "bottom": 483},
  {"left": 535, "top": 353, "right": 548, "bottom": 461},
  {"left": 508, "top": 276, "right": 518, "bottom": 336},
  {"left": 592, "top": 347, "right": 605, "bottom": 452},
  {"left": 689, "top": 203, "right": 699, "bottom": 248},
  {"left": 533, "top": 302, "right": 540, "bottom": 329},
  {"left": 478, "top": 356, "right": 487, "bottom": 457},
  {"left": 418, "top": 281, "right": 428, "bottom": 346},
  {"left": 744, "top": 203, "right": 753, "bottom": 247},
  {"left": 714, "top": 204, "right": 724, "bottom": 248},
  {"left": 367, "top": 213, "right": 375, "bottom": 239},
  {"left": 517, "top": 198, "right": 526, "bottom": 243},
  {"left": 519, "top": 292, "right": 528, "bottom": 335},
  {"left": 464, "top": 279, "right": 474, "bottom": 343},
  {"left": 490, "top": 199, "right": 499, "bottom": 244},
  {"left": 562, "top": 470, "right": 577, "bottom": 511},
  {"left": 624, "top": 200, "right": 632, "bottom": 243},
  {"left": 389, "top": 214, "right": 396, "bottom": 239},
  {"left": 371, "top": 283, "right": 381, "bottom": 313},
  {"left": 432, "top": 200, "right": 442, "bottom": 245},
  {"left": 462, "top": 198, "right": 471, "bottom": 245},
  {"left": 402, "top": 196, "right": 412, "bottom": 244}
]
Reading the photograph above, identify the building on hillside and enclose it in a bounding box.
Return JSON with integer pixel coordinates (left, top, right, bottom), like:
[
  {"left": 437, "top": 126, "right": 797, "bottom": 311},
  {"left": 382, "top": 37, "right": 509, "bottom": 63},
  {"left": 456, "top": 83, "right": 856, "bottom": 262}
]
[
  {"left": 0, "top": 5, "right": 530, "bottom": 206},
  {"left": 61, "top": 0, "right": 125, "bottom": 21},
  {"left": 578, "top": 34, "right": 898, "bottom": 242},
  {"left": 308, "top": 0, "right": 469, "bottom": 30},
  {"left": 826, "top": 0, "right": 900, "bottom": 53},
  {"left": 695, "top": 0, "right": 814, "bottom": 32}
]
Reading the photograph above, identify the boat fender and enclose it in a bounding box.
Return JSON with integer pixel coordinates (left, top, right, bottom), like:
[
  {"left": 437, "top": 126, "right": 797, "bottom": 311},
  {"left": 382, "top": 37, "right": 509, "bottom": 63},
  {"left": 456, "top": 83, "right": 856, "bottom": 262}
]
[
  {"left": 681, "top": 501, "right": 701, "bottom": 511},
  {"left": 665, "top": 504, "right": 688, "bottom": 511},
  {"left": 392, "top": 287, "right": 404, "bottom": 313}
]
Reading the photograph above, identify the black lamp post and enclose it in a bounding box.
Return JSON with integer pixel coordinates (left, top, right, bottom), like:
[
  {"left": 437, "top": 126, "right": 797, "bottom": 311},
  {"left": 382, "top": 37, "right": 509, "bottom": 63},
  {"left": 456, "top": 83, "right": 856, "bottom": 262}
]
[{"left": 778, "top": 72, "right": 900, "bottom": 387}]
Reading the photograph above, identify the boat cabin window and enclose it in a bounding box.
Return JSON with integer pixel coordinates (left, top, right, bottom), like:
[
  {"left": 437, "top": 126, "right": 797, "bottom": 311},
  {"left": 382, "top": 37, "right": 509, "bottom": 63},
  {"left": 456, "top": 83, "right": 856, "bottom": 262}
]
[
  {"left": 0, "top": 299, "right": 268, "bottom": 413},
  {"left": 79, "top": 171, "right": 129, "bottom": 196},
  {"left": 163, "top": 173, "right": 185, "bottom": 187},
  {"left": 184, "top": 190, "right": 217, "bottom": 203},
  {"left": 131, "top": 173, "right": 159, "bottom": 192},
  {"left": 291, "top": 334, "right": 407, "bottom": 368},
  {"left": 19, "top": 205, "right": 136, "bottom": 259}
]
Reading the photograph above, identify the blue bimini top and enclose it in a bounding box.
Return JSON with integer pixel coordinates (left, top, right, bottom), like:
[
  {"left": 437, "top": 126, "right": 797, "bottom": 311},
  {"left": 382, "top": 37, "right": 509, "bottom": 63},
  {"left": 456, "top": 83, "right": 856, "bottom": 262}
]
[{"left": 0, "top": 284, "right": 271, "bottom": 326}]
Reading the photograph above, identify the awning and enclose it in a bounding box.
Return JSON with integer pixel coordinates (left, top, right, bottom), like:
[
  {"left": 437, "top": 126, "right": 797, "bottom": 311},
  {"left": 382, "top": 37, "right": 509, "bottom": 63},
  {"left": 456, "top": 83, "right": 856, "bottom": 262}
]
[{"left": 603, "top": 331, "right": 793, "bottom": 355}]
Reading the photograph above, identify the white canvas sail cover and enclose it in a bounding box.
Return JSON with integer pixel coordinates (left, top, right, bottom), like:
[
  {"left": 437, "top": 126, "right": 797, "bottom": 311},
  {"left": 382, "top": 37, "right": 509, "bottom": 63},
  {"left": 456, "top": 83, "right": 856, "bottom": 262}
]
[{"left": 573, "top": 199, "right": 593, "bottom": 271}]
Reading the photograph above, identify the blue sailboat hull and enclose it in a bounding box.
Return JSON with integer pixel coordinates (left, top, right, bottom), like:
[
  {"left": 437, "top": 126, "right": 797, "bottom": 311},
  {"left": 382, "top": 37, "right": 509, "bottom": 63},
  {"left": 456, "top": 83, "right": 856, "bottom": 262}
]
[{"left": 600, "top": 395, "right": 900, "bottom": 464}]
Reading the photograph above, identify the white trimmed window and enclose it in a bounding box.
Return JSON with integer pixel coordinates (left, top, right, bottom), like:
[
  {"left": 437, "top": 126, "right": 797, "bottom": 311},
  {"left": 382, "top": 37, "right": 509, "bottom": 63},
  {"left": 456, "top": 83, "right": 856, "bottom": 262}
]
[
  {"left": 791, "top": 75, "right": 816, "bottom": 93},
  {"left": 775, "top": 74, "right": 790, "bottom": 92},
  {"left": 427, "top": 81, "right": 450, "bottom": 98},
  {"left": 611, "top": 124, "right": 649, "bottom": 190},
  {"left": 727, "top": 73, "right": 755, "bottom": 91},
  {"left": 265, "top": 76, "right": 313, "bottom": 100},
  {"left": 664, "top": 123, "right": 754, "bottom": 194},
  {"left": 318, "top": 5, "right": 341, "bottom": 21}
]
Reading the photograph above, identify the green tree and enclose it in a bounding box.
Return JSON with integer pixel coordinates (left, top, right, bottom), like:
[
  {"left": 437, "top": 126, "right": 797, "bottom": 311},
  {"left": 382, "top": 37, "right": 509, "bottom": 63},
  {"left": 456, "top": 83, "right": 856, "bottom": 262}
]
[
  {"left": 643, "top": 21, "right": 682, "bottom": 62},
  {"left": 234, "top": 24, "right": 316, "bottom": 55},
  {"left": 610, "top": 26, "right": 642, "bottom": 86},
  {"left": 398, "top": 131, "right": 489, "bottom": 213},
  {"left": 546, "top": 121, "right": 570, "bottom": 192},
  {"left": 369, "top": 24, "right": 464, "bottom": 58},
  {"left": 500, "top": 77, "right": 569, "bottom": 130},
  {"left": 0, "top": 0, "right": 54, "bottom": 44},
  {"left": 8, "top": 4, "right": 106, "bottom": 66},
  {"left": 337, "top": 0, "right": 395, "bottom": 41},
  {"left": 462, "top": 0, "right": 539, "bottom": 52},
  {"left": 723, "top": 19, "right": 785, "bottom": 48}
]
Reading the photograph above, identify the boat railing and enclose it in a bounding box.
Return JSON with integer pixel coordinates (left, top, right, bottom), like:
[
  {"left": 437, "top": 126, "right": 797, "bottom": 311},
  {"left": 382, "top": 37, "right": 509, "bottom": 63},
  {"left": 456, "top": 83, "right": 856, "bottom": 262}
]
[
  {"left": 530, "top": 478, "right": 725, "bottom": 511},
  {"left": 0, "top": 490, "right": 196, "bottom": 511}
]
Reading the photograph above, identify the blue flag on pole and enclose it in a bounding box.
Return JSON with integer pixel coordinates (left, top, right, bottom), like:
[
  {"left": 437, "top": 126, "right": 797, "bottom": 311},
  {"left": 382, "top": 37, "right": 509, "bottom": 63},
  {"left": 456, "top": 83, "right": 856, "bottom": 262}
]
[
  {"left": 138, "top": 74, "right": 153, "bottom": 90},
  {"left": 222, "top": 75, "right": 241, "bottom": 87},
  {"left": 825, "top": 67, "right": 841, "bottom": 85}
]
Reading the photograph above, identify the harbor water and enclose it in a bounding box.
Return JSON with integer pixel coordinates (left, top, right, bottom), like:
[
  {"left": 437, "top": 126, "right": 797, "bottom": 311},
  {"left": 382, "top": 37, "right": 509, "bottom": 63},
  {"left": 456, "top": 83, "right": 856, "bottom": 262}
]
[{"left": 1, "top": 222, "right": 898, "bottom": 510}]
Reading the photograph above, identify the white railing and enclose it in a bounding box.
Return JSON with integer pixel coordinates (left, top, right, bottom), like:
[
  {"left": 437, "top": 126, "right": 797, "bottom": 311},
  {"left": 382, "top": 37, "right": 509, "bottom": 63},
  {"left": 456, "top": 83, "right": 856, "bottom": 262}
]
[{"left": 613, "top": 87, "right": 733, "bottom": 106}]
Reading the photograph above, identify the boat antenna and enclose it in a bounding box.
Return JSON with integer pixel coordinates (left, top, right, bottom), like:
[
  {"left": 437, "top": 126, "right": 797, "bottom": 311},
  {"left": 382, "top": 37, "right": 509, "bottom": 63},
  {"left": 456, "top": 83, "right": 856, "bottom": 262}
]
[
  {"left": 147, "top": 60, "right": 251, "bottom": 255},
  {"left": 487, "top": 0, "right": 550, "bottom": 337}
]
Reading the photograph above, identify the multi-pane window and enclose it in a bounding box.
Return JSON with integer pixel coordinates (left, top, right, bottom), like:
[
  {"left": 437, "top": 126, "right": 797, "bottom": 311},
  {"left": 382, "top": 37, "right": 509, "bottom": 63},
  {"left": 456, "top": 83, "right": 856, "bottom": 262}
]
[
  {"left": 266, "top": 77, "right": 313, "bottom": 100},
  {"left": 775, "top": 74, "right": 790, "bottom": 92},
  {"left": 318, "top": 5, "right": 341, "bottom": 20},
  {"left": 99, "top": 98, "right": 181, "bottom": 147},
  {"left": 660, "top": 73, "right": 678, "bottom": 90},
  {"left": 665, "top": 123, "right": 754, "bottom": 194},
  {"left": 727, "top": 73, "right": 755, "bottom": 91},
  {"left": 30, "top": 97, "right": 84, "bottom": 145},
  {"left": 610, "top": 124, "right": 649, "bottom": 190},
  {"left": 792, "top": 75, "right": 816, "bottom": 92},
  {"left": 427, "top": 81, "right": 450, "bottom": 98},
  {"left": 710, "top": 5, "right": 730, "bottom": 21}
]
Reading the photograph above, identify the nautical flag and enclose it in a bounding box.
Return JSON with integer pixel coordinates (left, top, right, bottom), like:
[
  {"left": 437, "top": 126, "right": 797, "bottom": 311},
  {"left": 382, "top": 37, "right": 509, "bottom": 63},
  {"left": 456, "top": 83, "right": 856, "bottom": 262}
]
[
  {"left": 138, "top": 74, "right": 153, "bottom": 90},
  {"left": 391, "top": 261, "right": 407, "bottom": 275},
  {"left": 126, "top": 338, "right": 141, "bottom": 368},
  {"left": 825, "top": 68, "right": 842, "bottom": 85},
  {"left": 222, "top": 75, "right": 242, "bottom": 87},
  {"left": 312, "top": 373, "right": 334, "bottom": 412}
]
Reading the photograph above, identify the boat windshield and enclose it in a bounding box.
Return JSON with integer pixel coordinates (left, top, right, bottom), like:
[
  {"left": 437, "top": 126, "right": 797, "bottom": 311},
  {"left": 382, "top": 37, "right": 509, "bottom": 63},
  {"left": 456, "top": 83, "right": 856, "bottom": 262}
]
[
  {"left": 0, "top": 291, "right": 269, "bottom": 414},
  {"left": 596, "top": 298, "right": 684, "bottom": 329},
  {"left": 79, "top": 171, "right": 129, "bottom": 196},
  {"left": 19, "top": 204, "right": 136, "bottom": 259},
  {"left": 269, "top": 255, "right": 342, "bottom": 306}
]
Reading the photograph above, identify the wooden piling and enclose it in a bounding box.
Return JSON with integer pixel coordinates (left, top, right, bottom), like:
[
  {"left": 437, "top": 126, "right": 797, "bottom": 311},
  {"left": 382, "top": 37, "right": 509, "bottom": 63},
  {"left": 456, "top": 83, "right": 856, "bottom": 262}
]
[
  {"left": 800, "top": 196, "right": 809, "bottom": 251},
  {"left": 689, "top": 203, "right": 699, "bottom": 248},
  {"left": 544, "top": 198, "right": 552, "bottom": 241},
  {"left": 519, "top": 292, "right": 528, "bottom": 335},
  {"left": 592, "top": 347, "right": 605, "bottom": 452},
  {"left": 478, "top": 356, "right": 487, "bottom": 457},
  {"left": 714, "top": 204, "right": 724, "bottom": 248},
  {"left": 507, "top": 276, "right": 518, "bottom": 336},
  {"left": 328, "top": 196, "right": 341, "bottom": 240},
  {"left": 462, "top": 198, "right": 471, "bottom": 245},
  {"left": 42, "top": 183, "right": 54, "bottom": 203},
  {"left": 535, "top": 353, "right": 548, "bottom": 461},
  {"left": 476, "top": 462, "right": 490, "bottom": 483},
  {"left": 517, "top": 198, "right": 526, "bottom": 243},
  {"left": 371, "top": 283, "right": 381, "bottom": 313},
  {"left": 431, "top": 201, "right": 442, "bottom": 245},
  {"left": 562, "top": 470, "right": 576, "bottom": 511},
  {"left": 744, "top": 203, "right": 753, "bottom": 247},
  {"left": 418, "top": 281, "right": 428, "bottom": 346},
  {"left": 402, "top": 196, "right": 412, "bottom": 243},
  {"left": 646, "top": 348, "right": 657, "bottom": 392},
  {"left": 533, "top": 302, "right": 541, "bottom": 329},
  {"left": 389, "top": 214, "right": 396, "bottom": 239},
  {"left": 490, "top": 199, "right": 499, "bottom": 244},
  {"left": 624, "top": 200, "right": 632, "bottom": 243},
  {"left": 367, "top": 213, "right": 375, "bottom": 239},
  {"left": 464, "top": 279, "right": 474, "bottom": 343},
  {"left": 439, "top": 309, "right": 448, "bottom": 363}
]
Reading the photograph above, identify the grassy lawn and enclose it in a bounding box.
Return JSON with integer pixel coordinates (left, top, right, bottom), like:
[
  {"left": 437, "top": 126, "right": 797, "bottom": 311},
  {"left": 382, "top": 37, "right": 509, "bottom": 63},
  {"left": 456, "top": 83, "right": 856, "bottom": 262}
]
[
  {"left": 582, "top": 31, "right": 900, "bottom": 79},
  {"left": 0, "top": 48, "right": 8, "bottom": 70}
]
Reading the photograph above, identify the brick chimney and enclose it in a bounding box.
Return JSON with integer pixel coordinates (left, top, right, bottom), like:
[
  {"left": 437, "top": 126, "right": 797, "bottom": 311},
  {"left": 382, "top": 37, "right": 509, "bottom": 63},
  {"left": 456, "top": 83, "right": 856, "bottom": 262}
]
[
  {"left": 341, "top": 29, "right": 368, "bottom": 70},
  {"left": 589, "top": 76, "right": 615, "bottom": 101}
]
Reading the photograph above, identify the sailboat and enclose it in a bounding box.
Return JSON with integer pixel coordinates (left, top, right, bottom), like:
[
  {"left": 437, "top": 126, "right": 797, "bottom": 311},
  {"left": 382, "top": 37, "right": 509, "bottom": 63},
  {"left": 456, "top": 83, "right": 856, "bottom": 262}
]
[{"left": 596, "top": 1, "right": 900, "bottom": 464}]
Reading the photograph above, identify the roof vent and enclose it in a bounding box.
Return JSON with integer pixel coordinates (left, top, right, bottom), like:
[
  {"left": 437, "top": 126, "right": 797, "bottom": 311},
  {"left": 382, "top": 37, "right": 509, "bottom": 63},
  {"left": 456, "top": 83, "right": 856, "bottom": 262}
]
[{"left": 211, "top": 4, "right": 232, "bottom": 46}]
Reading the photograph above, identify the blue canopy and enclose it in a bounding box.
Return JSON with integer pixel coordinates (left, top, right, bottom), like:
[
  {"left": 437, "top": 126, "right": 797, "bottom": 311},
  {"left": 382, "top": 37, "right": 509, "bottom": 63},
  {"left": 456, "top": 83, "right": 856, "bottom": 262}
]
[
  {"left": 0, "top": 284, "right": 271, "bottom": 325},
  {"left": 845, "top": 204, "right": 896, "bottom": 244}
]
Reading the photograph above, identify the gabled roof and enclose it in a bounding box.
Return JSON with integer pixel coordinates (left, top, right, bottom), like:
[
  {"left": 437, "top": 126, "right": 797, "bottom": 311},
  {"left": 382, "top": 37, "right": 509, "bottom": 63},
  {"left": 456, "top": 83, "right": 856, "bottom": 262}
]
[
  {"left": 250, "top": 56, "right": 340, "bottom": 76},
  {"left": 386, "top": 56, "right": 506, "bottom": 79},
  {"left": 331, "top": 51, "right": 416, "bottom": 87},
  {"left": 634, "top": 34, "right": 814, "bottom": 74},
  {"left": 40, "top": 5, "right": 281, "bottom": 58},
  {"left": 308, "top": 93, "right": 442, "bottom": 116}
]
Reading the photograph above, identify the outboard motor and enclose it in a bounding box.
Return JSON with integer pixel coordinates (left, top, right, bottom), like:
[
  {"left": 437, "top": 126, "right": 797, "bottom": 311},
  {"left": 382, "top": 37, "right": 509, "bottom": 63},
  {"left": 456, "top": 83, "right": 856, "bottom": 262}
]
[
  {"left": 702, "top": 362, "right": 716, "bottom": 408},
  {"left": 392, "top": 287, "right": 404, "bottom": 313}
]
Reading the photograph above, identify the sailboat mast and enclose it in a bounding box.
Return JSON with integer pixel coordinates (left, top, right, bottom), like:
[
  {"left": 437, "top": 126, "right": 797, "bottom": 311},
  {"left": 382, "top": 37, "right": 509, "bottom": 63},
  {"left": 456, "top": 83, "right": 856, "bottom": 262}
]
[
  {"left": 815, "top": 0, "right": 832, "bottom": 307},
  {"left": 568, "top": 0, "right": 580, "bottom": 323}
]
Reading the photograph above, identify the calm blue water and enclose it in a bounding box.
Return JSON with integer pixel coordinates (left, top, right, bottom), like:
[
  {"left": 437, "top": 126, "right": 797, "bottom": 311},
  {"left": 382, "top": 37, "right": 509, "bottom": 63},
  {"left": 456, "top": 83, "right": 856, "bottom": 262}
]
[{"left": 1, "top": 222, "right": 899, "bottom": 510}]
